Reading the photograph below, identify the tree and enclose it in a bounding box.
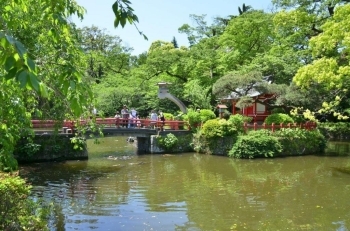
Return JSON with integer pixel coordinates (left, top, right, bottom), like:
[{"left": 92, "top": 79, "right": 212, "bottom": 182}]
[
  {"left": 219, "top": 10, "right": 275, "bottom": 71},
  {"left": 78, "top": 26, "right": 132, "bottom": 84},
  {"left": 183, "top": 79, "right": 212, "bottom": 109},
  {"left": 0, "top": 0, "right": 91, "bottom": 171},
  {"left": 293, "top": 4, "right": 350, "bottom": 119},
  {"left": 238, "top": 3, "right": 252, "bottom": 15},
  {"left": 171, "top": 36, "right": 179, "bottom": 48},
  {"left": 112, "top": 0, "right": 147, "bottom": 40}
]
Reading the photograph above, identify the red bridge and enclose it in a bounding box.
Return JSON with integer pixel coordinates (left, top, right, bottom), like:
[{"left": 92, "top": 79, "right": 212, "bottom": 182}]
[{"left": 31, "top": 117, "right": 189, "bottom": 133}]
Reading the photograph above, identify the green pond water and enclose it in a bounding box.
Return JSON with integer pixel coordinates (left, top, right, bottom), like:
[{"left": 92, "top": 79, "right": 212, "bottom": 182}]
[{"left": 19, "top": 137, "right": 350, "bottom": 231}]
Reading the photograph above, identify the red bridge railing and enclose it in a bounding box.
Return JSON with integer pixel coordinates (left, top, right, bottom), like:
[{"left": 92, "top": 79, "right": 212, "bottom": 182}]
[
  {"left": 31, "top": 119, "right": 317, "bottom": 134},
  {"left": 31, "top": 118, "right": 189, "bottom": 132}
]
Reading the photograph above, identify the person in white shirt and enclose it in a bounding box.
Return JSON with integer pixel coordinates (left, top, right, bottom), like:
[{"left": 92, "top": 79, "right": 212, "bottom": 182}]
[
  {"left": 130, "top": 108, "right": 137, "bottom": 118},
  {"left": 150, "top": 110, "right": 158, "bottom": 129},
  {"left": 121, "top": 105, "right": 129, "bottom": 128}
]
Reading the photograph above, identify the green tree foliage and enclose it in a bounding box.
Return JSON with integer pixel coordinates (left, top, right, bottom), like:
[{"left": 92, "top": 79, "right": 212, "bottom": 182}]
[
  {"left": 183, "top": 80, "right": 212, "bottom": 109},
  {"left": 171, "top": 36, "right": 179, "bottom": 48},
  {"left": 112, "top": 0, "right": 147, "bottom": 40},
  {"left": 264, "top": 113, "right": 295, "bottom": 125},
  {"left": 0, "top": 173, "right": 50, "bottom": 230},
  {"left": 293, "top": 4, "right": 350, "bottom": 119},
  {"left": 219, "top": 10, "right": 274, "bottom": 70},
  {"left": 238, "top": 3, "right": 253, "bottom": 15},
  {"left": 78, "top": 26, "right": 133, "bottom": 84},
  {"left": 0, "top": 0, "right": 92, "bottom": 171}
]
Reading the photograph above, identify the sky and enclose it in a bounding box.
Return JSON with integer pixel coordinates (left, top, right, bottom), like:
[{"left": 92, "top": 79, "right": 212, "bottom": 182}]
[{"left": 74, "top": 0, "right": 273, "bottom": 55}]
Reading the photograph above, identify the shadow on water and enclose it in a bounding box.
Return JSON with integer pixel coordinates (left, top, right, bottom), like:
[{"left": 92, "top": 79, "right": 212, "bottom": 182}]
[{"left": 325, "top": 140, "right": 350, "bottom": 156}]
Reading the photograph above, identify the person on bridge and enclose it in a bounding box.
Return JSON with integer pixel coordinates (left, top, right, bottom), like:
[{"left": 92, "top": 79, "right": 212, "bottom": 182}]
[
  {"left": 121, "top": 105, "right": 129, "bottom": 128},
  {"left": 159, "top": 111, "right": 165, "bottom": 131},
  {"left": 150, "top": 110, "right": 158, "bottom": 129},
  {"left": 114, "top": 112, "right": 121, "bottom": 127},
  {"left": 130, "top": 108, "right": 137, "bottom": 118}
]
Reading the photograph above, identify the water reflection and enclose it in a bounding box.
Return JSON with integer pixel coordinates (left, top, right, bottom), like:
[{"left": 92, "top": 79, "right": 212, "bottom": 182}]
[{"left": 19, "top": 137, "right": 350, "bottom": 231}]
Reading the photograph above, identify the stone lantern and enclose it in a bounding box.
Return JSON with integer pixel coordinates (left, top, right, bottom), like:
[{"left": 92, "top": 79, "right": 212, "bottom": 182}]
[{"left": 216, "top": 104, "right": 228, "bottom": 119}]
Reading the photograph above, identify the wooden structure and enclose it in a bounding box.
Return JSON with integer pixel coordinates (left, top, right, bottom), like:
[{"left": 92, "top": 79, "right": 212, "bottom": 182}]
[
  {"left": 221, "top": 93, "right": 275, "bottom": 123},
  {"left": 216, "top": 104, "right": 228, "bottom": 118}
]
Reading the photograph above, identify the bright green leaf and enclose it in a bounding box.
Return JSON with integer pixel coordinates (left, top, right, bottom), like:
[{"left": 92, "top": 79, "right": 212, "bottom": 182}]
[
  {"left": 39, "top": 83, "right": 49, "bottom": 97},
  {"left": 28, "top": 72, "right": 40, "bottom": 92},
  {"left": 114, "top": 17, "right": 120, "bottom": 28},
  {"left": 26, "top": 57, "right": 36, "bottom": 72},
  {"left": 63, "top": 81, "right": 70, "bottom": 95}
]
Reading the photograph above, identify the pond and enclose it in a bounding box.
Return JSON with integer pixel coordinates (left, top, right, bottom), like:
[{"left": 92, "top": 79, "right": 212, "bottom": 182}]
[{"left": 19, "top": 137, "right": 350, "bottom": 231}]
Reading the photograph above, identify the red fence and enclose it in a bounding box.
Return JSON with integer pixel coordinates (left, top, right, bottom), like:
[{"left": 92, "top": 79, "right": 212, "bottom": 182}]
[
  {"left": 31, "top": 119, "right": 317, "bottom": 133},
  {"left": 243, "top": 122, "right": 317, "bottom": 133},
  {"left": 31, "top": 118, "right": 188, "bottom": 131}
]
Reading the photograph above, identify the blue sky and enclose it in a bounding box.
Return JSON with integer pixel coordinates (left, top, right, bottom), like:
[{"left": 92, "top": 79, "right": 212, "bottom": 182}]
[{"left": 74, "top": 0, "right": 273, "bottom": 55}]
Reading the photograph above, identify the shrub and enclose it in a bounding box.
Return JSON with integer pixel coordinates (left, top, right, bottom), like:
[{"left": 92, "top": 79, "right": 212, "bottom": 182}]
[
  {"left": 229, "top": 130, "right": 282, "bottom": 159},
  {"left": 201, "top": 119, "right": 239, "bottom": 139},
  {"left": 264, "top": 113, "right": 294, "bottom": 125},
  {"left": 317, "top": 122, "right": 350, "bottom": 140},
  {"left": 228, "top": 114, "right": 251, "bottom": 134},
  {"left": 185, "top": 109, "right": 202, "bottom": 131},
  {"left": 0, "top": 173, "right": 50, "bottom": 230},
  {"left": 270, "top": 108, "right": 286, "bottom": 114},
  {"left": 201, "top": 119, "right": 223, "bottom": 138},
  {"left": 199, "top": 109, "right": 216, "bottom": 123},
  {"left": 273, "top": 128, "right": 327, "bottom": 156},
  {"left": 156, "top": 133, "right": 178, "bottom": 151},
  {"left": 163, "top": 113, "right": 174, "bottom": 120}
]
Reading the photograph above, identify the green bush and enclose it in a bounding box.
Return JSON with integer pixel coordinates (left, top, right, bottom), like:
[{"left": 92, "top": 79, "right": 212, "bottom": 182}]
[
  {"left": 201, "top": 119, "right": 223, "bottom": 138},
  {"left": 201, "top": 119, "right": 239, "bottom": 139},
  {"left": 163, "top": 113, "right": 174, "bottom": 120},
  {"left": 199, "top": 109, "right": 216, "bottom": 123},
  {"left": 185, "top": 109, "right": 201, "bottom": 131},
  {"left": 156, "top": 133, "right": 178, "bottom": 151},
  {"left": 229, "top": 130, "right": 282, "bottom": 158},
  {"left": 270, "top": 108, "right": 286, "bottom": 114},
  {"left": 264, "top": 113, "right": 294, "bottom": 125},
  {"left": 273, "top": 128, "right": 327, "bottom": 156},
  {"left": 184, "top": 109, "right": 216, "bottom": 131},
  {"left": 228, "top": 114, "right": 251, "bottom": 134},
  {"left": 0, "top": 173, "right": 50, "bottom": 230},
  {"left": 228, "top": 128, "right": 326, "bottom": 159},
  {"left": 317, "top": 122, "right": 350, "bottom": 140}
]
